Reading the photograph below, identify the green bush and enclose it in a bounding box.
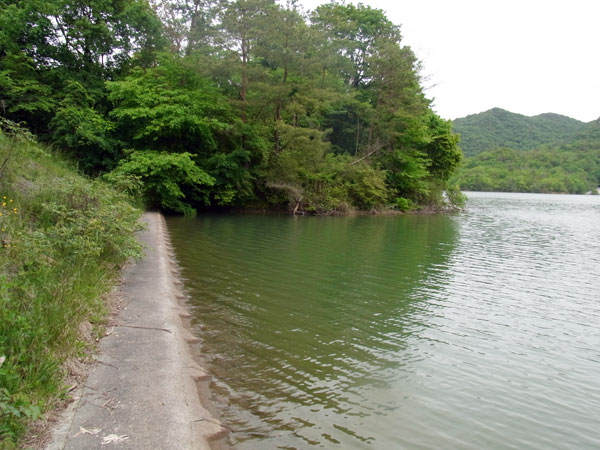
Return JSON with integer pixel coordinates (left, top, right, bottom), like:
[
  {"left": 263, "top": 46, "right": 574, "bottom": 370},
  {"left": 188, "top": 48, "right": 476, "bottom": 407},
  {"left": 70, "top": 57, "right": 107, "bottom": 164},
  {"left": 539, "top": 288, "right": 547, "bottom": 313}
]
[
  {"left": 445, "top": 185, "right": 467, "bottom": 208},
  {"left": 109, "top": 150, "right": 215, "bottom": 215},
  {"left": 394, "top": 197, "right": 413, "bottom": 211},
  {"left": 345, "top": 163, "right": 388, "bottom": 210}
]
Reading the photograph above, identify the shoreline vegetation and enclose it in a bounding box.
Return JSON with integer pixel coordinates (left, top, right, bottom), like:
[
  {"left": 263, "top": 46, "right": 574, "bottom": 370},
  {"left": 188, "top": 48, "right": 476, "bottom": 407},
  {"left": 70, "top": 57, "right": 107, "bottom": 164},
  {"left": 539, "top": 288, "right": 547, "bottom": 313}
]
[
  {"left": 0, "top": 0, "right": 465, "bottom": 218},
  {"left": 0, "top": 128, "right": 142, "bottom": 448}
]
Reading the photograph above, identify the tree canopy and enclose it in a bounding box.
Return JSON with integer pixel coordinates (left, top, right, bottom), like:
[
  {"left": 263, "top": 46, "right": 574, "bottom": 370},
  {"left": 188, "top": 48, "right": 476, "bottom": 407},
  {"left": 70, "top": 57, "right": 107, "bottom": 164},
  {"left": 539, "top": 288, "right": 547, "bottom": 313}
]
[{"left": 0, "top": 0, "right": 464, "bottom": 214}]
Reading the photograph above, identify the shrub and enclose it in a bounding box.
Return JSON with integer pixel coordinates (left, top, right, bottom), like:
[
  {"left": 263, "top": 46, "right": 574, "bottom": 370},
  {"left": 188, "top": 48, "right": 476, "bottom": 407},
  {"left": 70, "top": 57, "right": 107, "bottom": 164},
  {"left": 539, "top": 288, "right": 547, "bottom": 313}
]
[
  {"left": 109, "top": 150, "right": 215, "bottom": 215},
  {"left": 394, "top": 197, "right": 413, "bottom": 212}
]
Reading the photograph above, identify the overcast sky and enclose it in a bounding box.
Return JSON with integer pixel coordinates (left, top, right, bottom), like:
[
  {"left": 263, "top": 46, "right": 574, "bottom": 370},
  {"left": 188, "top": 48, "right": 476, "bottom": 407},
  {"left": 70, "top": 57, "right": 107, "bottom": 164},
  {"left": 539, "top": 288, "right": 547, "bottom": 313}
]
[{"left": 300, "top": 0, "right": 600, "bottom": 122}]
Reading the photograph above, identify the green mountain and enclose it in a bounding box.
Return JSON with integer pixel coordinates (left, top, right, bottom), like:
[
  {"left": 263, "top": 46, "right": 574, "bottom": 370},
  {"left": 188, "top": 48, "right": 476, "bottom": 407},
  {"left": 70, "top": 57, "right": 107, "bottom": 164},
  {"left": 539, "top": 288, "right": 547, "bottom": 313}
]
[
  {"left": 571, "top": 118, "right": 600, "bottom": 142},
  {"left": 452, "top": 108, "right": 586, "bottom": 156},
  {"left": 451, "top": 109, "right": 600, "bottom": 194}
]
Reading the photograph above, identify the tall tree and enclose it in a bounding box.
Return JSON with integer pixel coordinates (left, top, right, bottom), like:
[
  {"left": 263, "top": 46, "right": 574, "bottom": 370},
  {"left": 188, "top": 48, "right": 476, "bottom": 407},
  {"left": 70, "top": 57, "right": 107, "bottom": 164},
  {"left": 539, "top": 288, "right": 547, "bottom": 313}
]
[
  {"left": 311, "top": 2, "right": 401, "bottom": 88},
  {"left": 151, "top": 0, "right": 219, "bottom": 55},
  {"left": 0, "top": 0, "right": 164, "bottom": 131},
  {"left": 218, "top": 0, "right": 276, "bottom": 123}
]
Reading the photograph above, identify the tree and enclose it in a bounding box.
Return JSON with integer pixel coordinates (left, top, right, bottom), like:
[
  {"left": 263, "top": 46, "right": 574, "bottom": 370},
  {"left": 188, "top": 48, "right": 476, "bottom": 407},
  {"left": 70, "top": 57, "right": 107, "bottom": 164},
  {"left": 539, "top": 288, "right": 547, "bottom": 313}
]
[
  {"left": 311, "top": 3, "right": 401, "bottom": 88},
  {"left": 107, "top": 54, "right": 234, "bottom": 154},
  {"left": 50, "top": 81, "right": 116, "bottom": 172},
  {"left": 110, "top": 150, "right": 214, "bottom": 214},
  {"left": 0, "top": 53, "right": 55, "bottom": 131},
  {"left": 108, "top": 53, "right": 259, "bottom": 208},
  {"left": 422, "top": 113, "right": 463, "bottom": 181},
  {"left": 1, "top": 0, "right": 467, "bottom": 212},
  {"left": 0, "top": 0, "right": 164, "bottom": 132},
  {"left": 151, "top": 0, "right": 219, "bottom": 55},
  {"left": 218, "top": 0, "right": 277, "bottom": 122}
]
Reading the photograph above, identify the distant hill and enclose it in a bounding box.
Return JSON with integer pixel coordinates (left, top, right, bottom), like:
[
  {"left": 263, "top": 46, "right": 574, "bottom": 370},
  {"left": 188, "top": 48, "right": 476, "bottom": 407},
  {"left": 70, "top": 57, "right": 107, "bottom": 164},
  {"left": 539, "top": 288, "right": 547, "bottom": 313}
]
[
  {"left": 451, "top": 109, "right": 600, "bottom": 194},
  {"left": 569, "top": 117, "right": 600, "bottom": 142},
  {"left": 452, "top": 108, "right": 586, "bottom": 156}
]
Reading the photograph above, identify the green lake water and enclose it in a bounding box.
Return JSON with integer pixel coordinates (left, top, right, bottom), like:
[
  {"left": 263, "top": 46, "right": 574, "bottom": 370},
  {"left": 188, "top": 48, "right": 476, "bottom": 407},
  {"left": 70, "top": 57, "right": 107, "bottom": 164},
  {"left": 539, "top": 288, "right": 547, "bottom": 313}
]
[{"left": 166, "top": 192, "right": 600, "bottom": 449}]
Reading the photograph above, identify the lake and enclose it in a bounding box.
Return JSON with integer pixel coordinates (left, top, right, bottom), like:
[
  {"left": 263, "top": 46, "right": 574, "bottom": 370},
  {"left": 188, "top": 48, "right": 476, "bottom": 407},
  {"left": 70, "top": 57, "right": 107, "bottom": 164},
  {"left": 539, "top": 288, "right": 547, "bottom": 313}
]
[{"left": 166, "top": 192, "right": 600, "bottom": 449}]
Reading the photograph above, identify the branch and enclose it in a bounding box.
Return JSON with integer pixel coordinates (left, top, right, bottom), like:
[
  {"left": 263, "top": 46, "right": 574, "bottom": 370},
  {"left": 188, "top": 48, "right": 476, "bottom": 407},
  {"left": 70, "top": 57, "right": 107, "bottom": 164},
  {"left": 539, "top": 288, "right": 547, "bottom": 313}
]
[{"left": 349, "top": 148, "right": 379, "bottom": 165}]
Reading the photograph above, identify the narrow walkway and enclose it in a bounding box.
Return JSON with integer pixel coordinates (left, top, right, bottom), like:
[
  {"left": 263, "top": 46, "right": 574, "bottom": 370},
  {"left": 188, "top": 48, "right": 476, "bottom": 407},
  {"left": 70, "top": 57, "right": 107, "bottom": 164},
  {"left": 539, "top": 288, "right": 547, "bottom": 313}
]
[{"left": 46, "top": 212, "right": 226, "bottom": 450}]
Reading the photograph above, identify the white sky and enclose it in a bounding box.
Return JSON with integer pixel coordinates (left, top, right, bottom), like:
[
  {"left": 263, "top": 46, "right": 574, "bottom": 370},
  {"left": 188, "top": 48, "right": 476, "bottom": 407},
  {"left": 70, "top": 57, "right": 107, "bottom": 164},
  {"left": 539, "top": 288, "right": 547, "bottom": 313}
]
[{"left": 300, "top": 0, "right": 600, "bottom": 122}]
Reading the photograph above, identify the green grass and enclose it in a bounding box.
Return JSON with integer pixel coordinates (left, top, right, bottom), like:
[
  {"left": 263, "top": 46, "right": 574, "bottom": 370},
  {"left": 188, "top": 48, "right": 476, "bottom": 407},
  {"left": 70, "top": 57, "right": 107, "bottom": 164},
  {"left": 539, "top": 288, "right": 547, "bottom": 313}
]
[{"left": 0, "top": 120, "right": 142, "bottom": 447}]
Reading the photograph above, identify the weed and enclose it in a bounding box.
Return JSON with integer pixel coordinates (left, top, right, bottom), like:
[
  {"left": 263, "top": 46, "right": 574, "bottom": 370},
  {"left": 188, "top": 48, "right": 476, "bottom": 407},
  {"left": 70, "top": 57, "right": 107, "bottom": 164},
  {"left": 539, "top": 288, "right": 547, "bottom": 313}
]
[{"left": 0, "top": 122, "right": 142, "bottom": 446}]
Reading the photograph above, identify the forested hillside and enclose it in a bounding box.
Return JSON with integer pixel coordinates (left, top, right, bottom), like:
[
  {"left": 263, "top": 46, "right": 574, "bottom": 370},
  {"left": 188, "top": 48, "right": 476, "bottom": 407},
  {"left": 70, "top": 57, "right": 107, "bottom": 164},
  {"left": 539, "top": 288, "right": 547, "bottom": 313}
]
[
  {"left": 452, "top": 117, "right": 600, "bottom": 194},
  {"left": 453, "top": 108, "right": 585, "bottom": 156},
  {"left": 0, "top": 0, "right": 464, "bottom": 215}
]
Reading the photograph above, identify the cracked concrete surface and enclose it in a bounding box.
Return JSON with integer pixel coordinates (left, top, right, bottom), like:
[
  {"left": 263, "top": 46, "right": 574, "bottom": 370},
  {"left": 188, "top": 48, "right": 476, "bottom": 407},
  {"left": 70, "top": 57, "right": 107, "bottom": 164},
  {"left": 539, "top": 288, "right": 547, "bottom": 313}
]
[{"left": 45, "top": 212, "right": 226, "bottom": 450}]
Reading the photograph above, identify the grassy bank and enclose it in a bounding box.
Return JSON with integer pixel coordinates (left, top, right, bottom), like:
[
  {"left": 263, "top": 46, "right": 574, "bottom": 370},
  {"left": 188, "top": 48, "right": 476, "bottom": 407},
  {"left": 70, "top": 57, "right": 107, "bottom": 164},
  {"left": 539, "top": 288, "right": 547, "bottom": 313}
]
[{"left": 0, "top": 121, "right": 142, "bottom": 448}]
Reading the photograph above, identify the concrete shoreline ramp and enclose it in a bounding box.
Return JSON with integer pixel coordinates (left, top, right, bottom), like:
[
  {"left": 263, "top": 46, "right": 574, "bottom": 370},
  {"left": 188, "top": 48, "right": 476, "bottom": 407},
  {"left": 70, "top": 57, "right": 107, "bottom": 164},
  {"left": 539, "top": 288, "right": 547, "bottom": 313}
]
[{"left": 46, "top": 212, "right": 227, "bottom": 450}]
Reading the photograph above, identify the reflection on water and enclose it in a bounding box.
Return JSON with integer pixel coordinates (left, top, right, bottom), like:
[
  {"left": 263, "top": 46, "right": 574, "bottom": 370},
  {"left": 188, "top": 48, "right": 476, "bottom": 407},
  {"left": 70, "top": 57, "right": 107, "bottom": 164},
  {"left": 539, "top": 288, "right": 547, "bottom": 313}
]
[{"left": 167, "top": 193, "right": 600, "bottom": 449}]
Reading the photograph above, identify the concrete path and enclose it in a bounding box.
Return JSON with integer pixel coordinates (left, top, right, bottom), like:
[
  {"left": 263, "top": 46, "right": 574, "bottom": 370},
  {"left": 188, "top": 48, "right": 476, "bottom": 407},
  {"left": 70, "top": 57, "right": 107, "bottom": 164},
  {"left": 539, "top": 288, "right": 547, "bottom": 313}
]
[{"left": 46, "top": 212, "right": 226, "bottom": 450}]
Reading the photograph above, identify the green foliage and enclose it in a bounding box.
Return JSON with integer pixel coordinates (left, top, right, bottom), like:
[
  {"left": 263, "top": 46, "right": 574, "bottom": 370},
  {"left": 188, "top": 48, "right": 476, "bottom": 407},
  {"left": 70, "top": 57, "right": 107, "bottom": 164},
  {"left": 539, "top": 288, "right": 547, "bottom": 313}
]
[
  {"left": 107, "top": 55, "right": 234, "bottom": 154},
  {"left": 1, "top": 378, "right": 42, "bottom": 442},
  {"left": 0, "top": 0, "right": 164, "bottom": 135},
  {"left": 381, "top": 148, "right": 431, "bottom": 202},
  {"left": 0, "top": 118, "right": 37, "bottom": 145},
  {"left": 110, "top": 150, "right": 214, "bottom": 214},
  {"left": 454, "top": 145, "right": 599, "bottom": 194},
  {"left": 50, "top": 81, "right": 117, "bottom": 172},
  {"left": 266, "top": 123, "right": 334, "bottom": 212},
  {"left": 205, "top": 149, "right": 254, "bottom": 206},
  {"left": 445, "top": 184, "right": 467, "bottom": 208},
  {"left": 451, "top": 108, "right": 600, "bottom": 195},
  {"left": 344, "top": 163, "right": 388, "bottom": 210},
  {"left": 393, "top": 197, "right": 413, "bottom": 212},
  {"left": 311, "top": 2, "right": 402, "bottom": 88},
  {"left": 423, "top": 113, "right": 463, "bottom": 180},
  {"left": 1, "top": 0, "right": 466, "bottom": 215},
  {"left": 453, "top": 108, "right": 586, "bottom": 156},
  {"left": 0, "top": 131, "right": 142, "bottom": 446},
  {"left": 0, "top": 54, "right": 56, "bottom": 127}
]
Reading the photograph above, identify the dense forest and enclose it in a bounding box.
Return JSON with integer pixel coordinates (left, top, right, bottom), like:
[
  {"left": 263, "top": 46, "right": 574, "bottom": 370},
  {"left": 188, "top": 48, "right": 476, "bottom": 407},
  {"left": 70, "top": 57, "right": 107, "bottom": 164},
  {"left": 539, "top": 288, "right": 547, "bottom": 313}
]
[
  {"left": 452, "top": 108, "right": 587, "bottom": 157},
  {"left": 452, "top": 109, "right": 600, "bottom": 194},
  {"left": 0, "top": 0, "right": 464, "bottom": 215}
]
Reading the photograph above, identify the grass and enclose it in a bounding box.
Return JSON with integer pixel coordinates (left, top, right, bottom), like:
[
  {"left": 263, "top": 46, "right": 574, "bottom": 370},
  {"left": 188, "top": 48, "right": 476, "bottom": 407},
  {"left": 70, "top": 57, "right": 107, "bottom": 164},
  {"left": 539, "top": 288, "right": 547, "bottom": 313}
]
[{"left": 0, "top": 120, "right": 142, "bottom": 448}]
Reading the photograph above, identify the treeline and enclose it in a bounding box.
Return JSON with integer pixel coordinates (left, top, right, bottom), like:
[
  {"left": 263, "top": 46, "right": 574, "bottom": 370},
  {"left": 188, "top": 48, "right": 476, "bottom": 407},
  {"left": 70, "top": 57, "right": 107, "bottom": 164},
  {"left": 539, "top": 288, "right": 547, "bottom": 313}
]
[
  {"left": 452, "top": 142, "right": 600, "bottom": 194},
  {"left": 0, "top": 0, "right": 463, "bottom": 214}
]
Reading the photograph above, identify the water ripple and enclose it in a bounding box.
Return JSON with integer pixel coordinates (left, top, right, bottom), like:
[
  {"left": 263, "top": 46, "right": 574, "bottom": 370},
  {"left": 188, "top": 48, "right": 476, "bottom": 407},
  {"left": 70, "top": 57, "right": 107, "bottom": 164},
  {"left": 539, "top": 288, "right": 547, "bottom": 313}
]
[{"left": 168, "top": 193, "right": 600, "bottom": 449}]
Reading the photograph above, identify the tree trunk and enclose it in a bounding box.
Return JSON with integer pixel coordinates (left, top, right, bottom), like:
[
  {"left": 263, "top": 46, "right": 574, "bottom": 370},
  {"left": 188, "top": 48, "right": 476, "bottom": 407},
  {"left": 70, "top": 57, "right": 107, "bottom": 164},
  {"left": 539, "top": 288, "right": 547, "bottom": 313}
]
[{"left": 240, "top": 36, "right": 248, "bottom": 123}]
